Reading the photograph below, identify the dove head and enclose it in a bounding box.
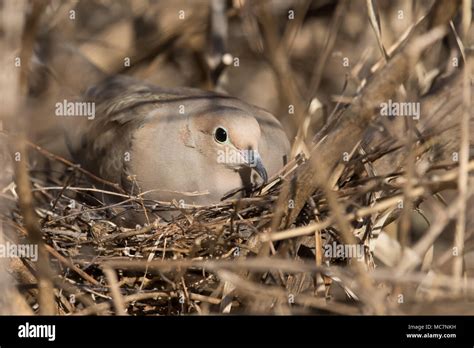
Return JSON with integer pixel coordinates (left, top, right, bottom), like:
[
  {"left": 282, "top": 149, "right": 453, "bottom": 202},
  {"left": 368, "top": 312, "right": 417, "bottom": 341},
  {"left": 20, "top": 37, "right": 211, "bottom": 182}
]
[{"left": 191, "top": 107, "right": 268, "bottom": 182}]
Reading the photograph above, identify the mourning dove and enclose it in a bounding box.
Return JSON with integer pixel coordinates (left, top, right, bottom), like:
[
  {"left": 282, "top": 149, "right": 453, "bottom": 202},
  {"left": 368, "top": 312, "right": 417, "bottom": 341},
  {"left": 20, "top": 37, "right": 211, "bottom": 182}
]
[{"left": 64, "top": 75, "right": 290, "bottom": 206}]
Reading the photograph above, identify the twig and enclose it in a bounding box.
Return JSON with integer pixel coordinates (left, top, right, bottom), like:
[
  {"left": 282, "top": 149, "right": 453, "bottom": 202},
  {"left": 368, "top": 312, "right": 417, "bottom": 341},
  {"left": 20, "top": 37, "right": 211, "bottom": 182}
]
[
  {"left": 453, "top": 0, "right": 472, "bottom": 294},
  {"left": 25, "top": 139, "right": 127, "bottom": 194},
  {"left": 11, "top": 0, "right": 56, "bottom": 315},
  {"left": 103, "top": 267, "right": 127, "bottom": 315}
]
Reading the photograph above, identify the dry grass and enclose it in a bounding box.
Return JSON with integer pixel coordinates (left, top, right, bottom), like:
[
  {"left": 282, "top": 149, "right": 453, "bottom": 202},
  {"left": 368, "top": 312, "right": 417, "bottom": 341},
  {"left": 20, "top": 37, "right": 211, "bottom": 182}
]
[{"left": 0, "top": 0, "right": 473, "bottom": 315}]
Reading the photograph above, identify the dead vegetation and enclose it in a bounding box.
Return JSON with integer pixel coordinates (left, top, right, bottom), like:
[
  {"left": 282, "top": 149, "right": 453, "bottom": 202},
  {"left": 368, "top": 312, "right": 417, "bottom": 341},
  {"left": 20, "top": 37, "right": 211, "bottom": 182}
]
[{"left": 1, "top": 0, "right": 473, "bottom": 315}]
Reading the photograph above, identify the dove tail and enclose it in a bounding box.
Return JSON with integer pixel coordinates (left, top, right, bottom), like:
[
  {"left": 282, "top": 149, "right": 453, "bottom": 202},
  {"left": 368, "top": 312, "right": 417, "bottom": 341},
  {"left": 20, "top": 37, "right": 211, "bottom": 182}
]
[
  {"left": 30, "top": 32, "right": 107, "bottom": 97},
  {"left": 28, "top": 32, "right": 108, "bottom": 160}
]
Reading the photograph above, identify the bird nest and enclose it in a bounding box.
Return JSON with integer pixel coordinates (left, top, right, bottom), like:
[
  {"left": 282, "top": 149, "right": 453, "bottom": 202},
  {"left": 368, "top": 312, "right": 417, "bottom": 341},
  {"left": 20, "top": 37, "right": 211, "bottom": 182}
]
[{"left": 8, "top": 149, "right": 314, "bottom": 315}]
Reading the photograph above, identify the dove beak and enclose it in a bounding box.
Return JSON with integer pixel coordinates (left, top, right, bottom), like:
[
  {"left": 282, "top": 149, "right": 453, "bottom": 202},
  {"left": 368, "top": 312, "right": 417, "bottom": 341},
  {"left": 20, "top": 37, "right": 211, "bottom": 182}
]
[
  {"left": 239, "top": 149, "right": 267, "bottom": 183},
  {"left": 254, "top": 155, "right": 268, "bottom": 183}
]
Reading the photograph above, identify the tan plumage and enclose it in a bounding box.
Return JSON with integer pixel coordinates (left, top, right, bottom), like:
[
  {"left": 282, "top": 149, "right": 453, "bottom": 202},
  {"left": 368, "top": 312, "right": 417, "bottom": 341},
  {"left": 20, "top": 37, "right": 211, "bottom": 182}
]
[{"left": 66, "top": 75, "right": 290, "bottom": 206}]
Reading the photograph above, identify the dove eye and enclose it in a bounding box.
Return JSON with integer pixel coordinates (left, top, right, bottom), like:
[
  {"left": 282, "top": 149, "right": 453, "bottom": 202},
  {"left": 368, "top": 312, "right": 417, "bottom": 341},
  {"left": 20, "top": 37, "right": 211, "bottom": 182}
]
[{"left": 214, "top": 127, "right": 228, "bottom": 143}]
